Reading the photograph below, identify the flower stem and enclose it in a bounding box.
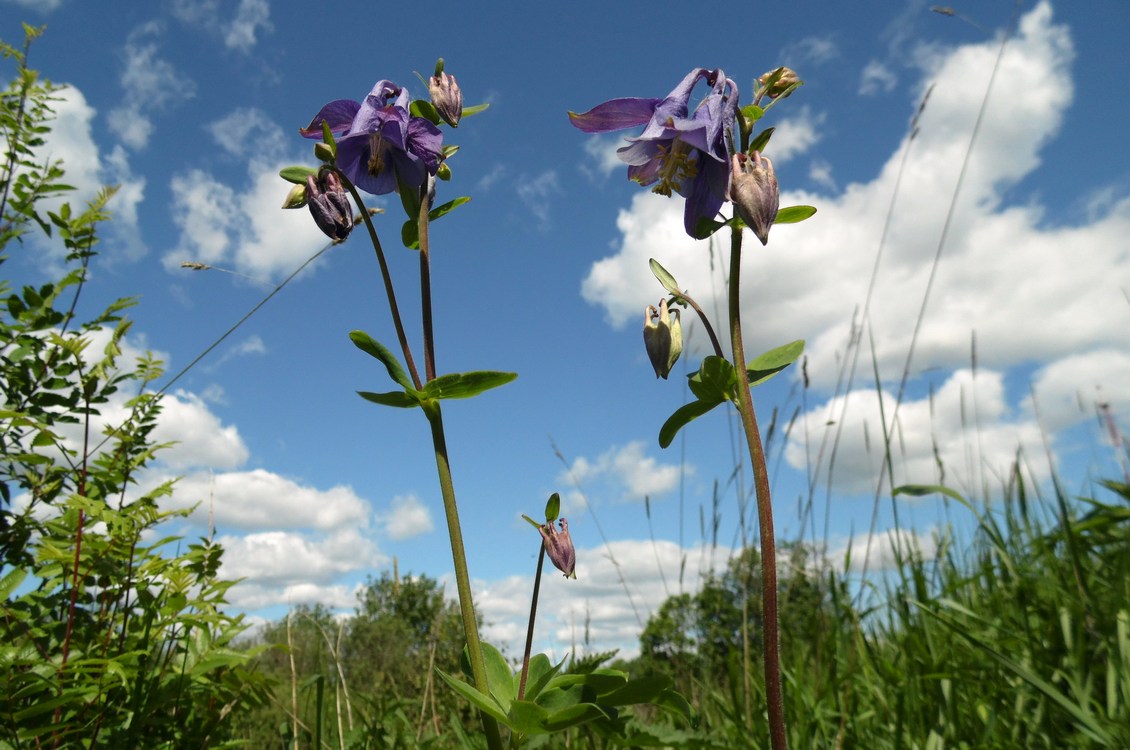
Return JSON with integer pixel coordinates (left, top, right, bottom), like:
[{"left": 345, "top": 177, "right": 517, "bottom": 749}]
[
  {"left": 418, "top": 180, "right": 437, "bottom": 382},
  {"left": 518, "top": 543, "right": 547, "bottom": 701},
  {"left": 727, "top": 225, "right": 787, "bottom": 750},
  {"left": 340, "top": 173, "right": 423, "bottom": 390},
  {"left": 426, "top": 405, "right": 503, "bottom": 749}
]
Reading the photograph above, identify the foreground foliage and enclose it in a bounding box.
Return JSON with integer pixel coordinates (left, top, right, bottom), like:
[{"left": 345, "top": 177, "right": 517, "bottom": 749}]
[{"left": 1, "top": 27, "right": 265, "bottom": 748}]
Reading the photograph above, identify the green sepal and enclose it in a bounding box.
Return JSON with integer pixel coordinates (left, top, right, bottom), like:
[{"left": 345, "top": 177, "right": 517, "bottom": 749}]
[
  {"left": 691, "top": 215, "right": 727, "bottom": 240},
  {"left": 279, "top": 165, "right": 317, "bottom": 185},
  {"left": 660, "top": 399, "right": 724, "bottom": 449},
  {"left": 648, "top": 258, "right": 682, "bottom": 298},
  {"left": 401, "top": 196, "right": 472, "bottom": 249},
  {"left": 749, "top": 126, "right": 775, "bottom": 155},
  {"left": 774, "top": 205, "right": 817, "bottom": 224},
  {"left": 422, "top": 370, "right": 516, "bottom": 401},
  {"left": 349, "top": 330, "right": 413, "bottom": 389},
  {"left": 357, "top": 390, "right": 421, "bottom": 409},
  {"left": 746, "top": 339, "right": 805, "bottom": 386},
  {"left": 544, "top": 492, "right": 560, "bottom": 523}
]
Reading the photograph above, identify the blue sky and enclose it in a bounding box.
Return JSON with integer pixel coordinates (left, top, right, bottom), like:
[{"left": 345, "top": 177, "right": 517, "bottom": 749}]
[{"left": 3, "top": 0, "right": 1129, "bottom": 658}]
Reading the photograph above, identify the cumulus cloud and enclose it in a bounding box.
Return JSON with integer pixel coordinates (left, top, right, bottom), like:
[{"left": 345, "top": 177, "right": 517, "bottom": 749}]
[
  {"left": 107, "top": 22, "right": 197, "bottom": 151},
  {"left": 516, "top": 170, "right": 562, "bottom": 228},
  {"left": 859, "top": 59, "right": 898, "bottom": 96},
  {"left": 162, "top": 112, "right": 329, "bottom": 281},
  {"left": 826, "top": 527, "right": 939, "bottom": 572},
  {"left": 377, "top": 494, "right": 435, "bottom": 540},
  {"left": 558, "top": 441, "right": 688, "bottom": 502},
  {"left": 171, "top": 0, "right": 273, "bottom": 53},
  {"left": 581, "top": 4, "right": 1130, "bottom": 498},
  {"left": 29, "top": 87, "right": 147, "bottom": 266},
  {"left": 780, "top": 34, "right": 841, "bottom": 67}
]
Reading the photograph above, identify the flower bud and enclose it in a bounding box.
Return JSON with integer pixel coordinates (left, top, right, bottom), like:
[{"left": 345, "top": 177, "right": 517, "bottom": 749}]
[
  {"left": 758, "top": 67, "right": 801, "bottom": 99},
  {"left": 429, "top": 60, "right": 462, "bottom": 127},
  {"left": 305, "top": 170, "right": 353, "bottom": 241},
  {"left": 729, "top": 151, "right": 779, "bottom": 246},
  {"left": 538, "top": 518, "right": 576, "bottom": 579},
  {"left": 643, "top": 298, "right": 683, "bottom": 379}
]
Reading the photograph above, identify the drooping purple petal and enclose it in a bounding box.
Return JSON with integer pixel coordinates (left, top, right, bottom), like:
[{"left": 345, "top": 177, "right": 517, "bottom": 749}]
[
  {"left": 405, "top": 116, "right": 444, "bottom": 173},
  {"left": 568, "top": 97, "right": 662, "bottom": 133},
  {"left": 300, "top": 99, "right": 362, "bottom": 138}
]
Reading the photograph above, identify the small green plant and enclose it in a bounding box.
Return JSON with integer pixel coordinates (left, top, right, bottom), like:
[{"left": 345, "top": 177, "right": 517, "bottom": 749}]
[{"left": 1, "top": 26, "right": 266, "bottom": 747}]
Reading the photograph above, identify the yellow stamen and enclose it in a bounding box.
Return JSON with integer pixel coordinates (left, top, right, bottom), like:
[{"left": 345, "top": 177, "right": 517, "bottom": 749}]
[
  {"left": 651, "top": 140, "right": 698, "bottom": 197},
  {"left": 367, "top": 132, "right": 388, "bottom": 176}
]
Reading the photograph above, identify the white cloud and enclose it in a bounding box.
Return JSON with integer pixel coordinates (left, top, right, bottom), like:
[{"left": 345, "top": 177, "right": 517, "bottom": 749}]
[
  {"left": 207, "top": 107, "right": 286, "bottom": 160},
  {"left": 780, "top": 35, "right": 841, "bottom": 67},
  {"left": 516, "top": 170, "right": 561, "bottom": 228},
  {"left": 827, "top": 527, "right": 939, "bottom": 572},
  {"left": 1026, "top": 349, "right": 1130, "bottom": 433},
  {"left": 163, "top": 156, "right": 329, "bottom": 281},
  {"left": 766, "top": 107, "right": 824, "bottom": 165},
  {"left": 171, "top": 0, "right": 273, "bottom": 53},
  {"left": 167, "top": 469, "right": 371, "bottom": 532},
  {"left": 377, "top": 494, "right": 435, "bottom": 540},
  {"left": 477, "top": 538, "right": 731, "bottom": 660},
  {"left": 217, "top": 527, "right": 383, "bottom": 589},
  {"left": 787, "top": 368, "right": 1050, "bottom": 497},
  {"left": 580, "top": 134, "right": 626, "bottom": 181},
  {"left": 558, "top": 441, "right": 688, "bottom": 502},
  {"left": 859, "top": 59, "right": 898, "bottom": 96},
  {"left": 108, "top": 22, "right": 197, "bottom": 151},
  {"left": 580, "top": 3, "right": 1128, "bottom": 419}
]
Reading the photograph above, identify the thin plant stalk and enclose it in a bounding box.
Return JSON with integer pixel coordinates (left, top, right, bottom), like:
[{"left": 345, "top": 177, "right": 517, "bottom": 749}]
[
  {"left": 518, "top": 543, "right": 547, "bottom": 702},
  {"left": 727, "top": 224, "right": 786, "bottom": 749}
]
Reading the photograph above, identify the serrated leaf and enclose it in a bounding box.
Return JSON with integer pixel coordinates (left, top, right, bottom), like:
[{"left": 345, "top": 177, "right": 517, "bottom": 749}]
[
  {"left": 279, "top": 165, "right": 317, "bottom": 185},
  {"left": 422, "top": 371, "right": 516, "bottom": 401},
  {"left": 648, "top": 258, "right": 681, "bottom": 297},
  {"left": 349, "top": 330, "right": 414, "bottom": 389},
  {"left": 659, "top": 399, "right": 724, "bottom": 449},
  {"left": 0, "top": 567, "right": 28, "bottom": 599},
  {"left": 357, "top": 390, "right": 421, "bottom": 409},
  {"left": 774, "top": 205, "right": 817, "bottom": 224},
  {"left": 746, "top": 339, "right": 804, "bottom": 386}
]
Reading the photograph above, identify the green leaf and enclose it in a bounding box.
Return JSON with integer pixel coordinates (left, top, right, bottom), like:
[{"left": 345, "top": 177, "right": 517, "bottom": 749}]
[
  {"left": 462, "top": 102, "right": 490, "bottom": 118},
  {"left": 688, "top": 356, "right": 736, "bottom": 403},
  {"left": 648, "top": 258, "right": 681, "bottom": 297},
  {"left": 741, "top": 104, "right": 765, "bottom": 122},
  {"left": 597, "top": 674, "right": 673, "bottom": 706},
  {"left": 520, "top": 654, "right": 564, "bottom": 703},
  {"left": 746, "top": 339, "right": 804, "bottom": 386},
  {"left": 749, "top": 126, "right": 775, "bottom": 154},
  {"left": 0, "top": 567, "right": 28, "bottom": 599},
  {"left": 481, "top": 642, "right": 515, "bottom": 711},
  {"left": 410, "top": 98, "right": 441, "bottom": 125},
  {"left": 422, "top": 371, "right": 517, "bottom": 401},
  {"left": 659, "top": 399, "right": 724, "bottom": 449},
  {"left": 357, "top": 390, "right": 421, "bottom": 409},
  {"left": 349, "top": 330, "right": 414, "bottom": 389},
  {"left": 279, "top": 165, "right": 317, "bottom": 185},
  {"left": 774, "top": 205, "right": 817, "bottom": 224},
  {"left": 544, "top": 493, "right": 560, "bottom": 523},
  {"left": 542, "top": 702, "right": 610, "bottom": 732},
  {"left": 400, "top": 197, "right": 473, "bottom": 249},
  {"left": 436, "top": 669, "right": 510, "bottom": 725},
  {"left": 691, "top": 215, "right": 728, "bottom": 240},
  {"left": 506, "top": 700, "right": 551, "bottom": 734},
  {"left": 893, "top": 484, "right": 969, "bottom": 505}
]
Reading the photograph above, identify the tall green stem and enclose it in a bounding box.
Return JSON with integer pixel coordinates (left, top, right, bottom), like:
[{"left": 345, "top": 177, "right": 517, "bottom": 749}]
[
  {"left": 727, "top": 225, "right": 787, "bottom": 750},
  {"left": 426, "top": 404, "right": 502, "bottom": 747}
]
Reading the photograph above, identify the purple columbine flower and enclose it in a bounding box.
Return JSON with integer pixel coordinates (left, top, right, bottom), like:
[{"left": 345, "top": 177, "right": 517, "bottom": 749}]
[
  {"left": 301, "top": 81, "right": 444, "bottom": 197},
  {"left": 538, "top": 518, "right": 576, "bottom": 579},
  {"left": 569, "top": 68, "right": 738, "bottom": 237}
]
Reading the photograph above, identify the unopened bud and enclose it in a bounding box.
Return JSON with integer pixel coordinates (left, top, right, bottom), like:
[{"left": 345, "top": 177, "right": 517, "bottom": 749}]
[
  {"left": 429, "top": 62, "right": 463, "bottom": 127},
  {"left": 729, "top": 151, "right": 779, "bottom": 245},
  {"left": 538, "top": 518, "right": 576, "bottom": 579},
  {"left": 282, "top": 182, "right": 307, "bottom": 209},
  {"left": 758, "top": 67, "right": 801, "bottom": 99},
  {"left": 643, "top": 298, "right": 683, "bottom": 379},
  {"left": 305, "top": 170, "right": 353, "bottom": 241}
]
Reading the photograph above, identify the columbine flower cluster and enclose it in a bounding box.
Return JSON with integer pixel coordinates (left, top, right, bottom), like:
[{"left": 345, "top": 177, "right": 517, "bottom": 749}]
[
  {"left": 569, "top": 67, "right": 784, "bottom": 244},
  {"left": 300, "top": 80, "right": 445, "bottom": 198}
]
